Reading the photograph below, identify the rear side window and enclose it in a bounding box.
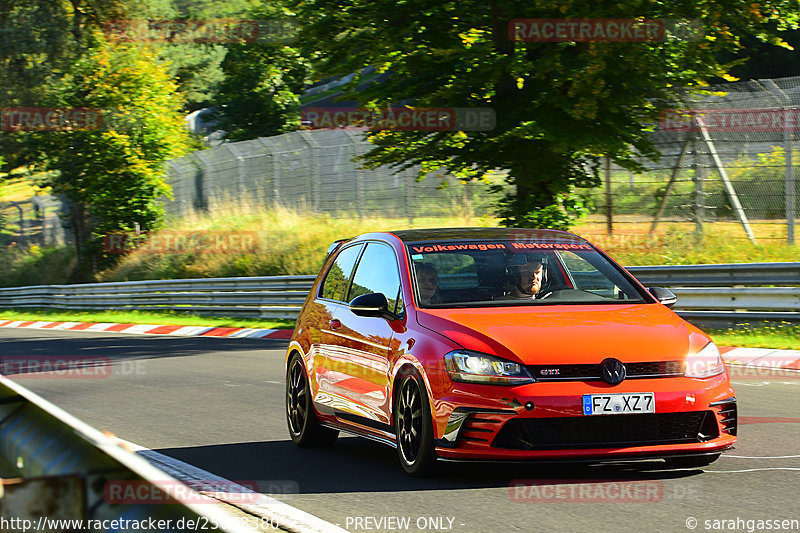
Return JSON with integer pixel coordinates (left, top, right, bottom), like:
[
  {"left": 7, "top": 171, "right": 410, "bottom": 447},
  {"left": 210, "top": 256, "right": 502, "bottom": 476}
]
[
  {"left": 348, "top": 242, "right": 402, "bottom": 312},
  {"left": 320, "top": 244, "right": 364, "bottom": 302}
]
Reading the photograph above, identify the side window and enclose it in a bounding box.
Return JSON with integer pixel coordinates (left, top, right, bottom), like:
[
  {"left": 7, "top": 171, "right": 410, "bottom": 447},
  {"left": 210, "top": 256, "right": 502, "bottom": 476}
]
[
  {"left": 320, "top": 244, "right": 364, "bottom": 302},
  {"left": 348, "top": 243, "right": 402, "bottom": 311}
]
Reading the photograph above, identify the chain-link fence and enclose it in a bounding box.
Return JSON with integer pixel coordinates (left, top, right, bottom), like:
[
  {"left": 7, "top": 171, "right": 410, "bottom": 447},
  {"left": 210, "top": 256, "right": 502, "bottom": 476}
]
[
  {"left": 4, "top": 76, "right": 800, "bottom": 245},
  {"left": 164, "top": 129, "right": 502, "bottom": 223},
  {"left": 579, "top": 76, "right": 800, "bottom": 244}
]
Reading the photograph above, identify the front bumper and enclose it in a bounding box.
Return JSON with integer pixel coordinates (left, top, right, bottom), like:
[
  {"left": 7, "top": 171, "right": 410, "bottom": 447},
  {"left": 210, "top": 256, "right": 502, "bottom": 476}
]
[{"left": 431, "top": 375, "right": 737, "bottom": 461}]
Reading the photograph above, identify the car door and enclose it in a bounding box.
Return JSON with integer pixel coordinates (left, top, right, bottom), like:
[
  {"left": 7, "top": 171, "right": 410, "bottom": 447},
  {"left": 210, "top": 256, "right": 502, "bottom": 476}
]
[
  {"left": 311, "top": 242, "right": 365, "bottom": 399},
  {"left": 327, "top": 241, "right": 403, "bottom": 427}
]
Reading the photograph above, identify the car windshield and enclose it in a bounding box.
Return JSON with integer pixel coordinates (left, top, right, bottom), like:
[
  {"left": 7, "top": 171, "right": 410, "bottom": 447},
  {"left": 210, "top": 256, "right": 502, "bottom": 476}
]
[{"left": 407, "top": 239, "right": 647, "bottom": 307}]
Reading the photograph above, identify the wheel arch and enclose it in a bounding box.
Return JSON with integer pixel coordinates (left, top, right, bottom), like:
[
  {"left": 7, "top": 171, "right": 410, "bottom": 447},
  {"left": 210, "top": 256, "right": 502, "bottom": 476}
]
[
  {"left": 285, "top": 341, "right": 307, "bottom": 373},
  {"left": 390, "top": 356, "right": 436, "bottom": 429}
]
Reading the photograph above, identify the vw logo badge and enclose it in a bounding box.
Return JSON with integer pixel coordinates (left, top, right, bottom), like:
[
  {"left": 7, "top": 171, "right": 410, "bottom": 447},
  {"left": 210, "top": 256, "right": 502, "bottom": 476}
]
[{"left": 601, "top": 358, "right": 626, "bottom": 385}]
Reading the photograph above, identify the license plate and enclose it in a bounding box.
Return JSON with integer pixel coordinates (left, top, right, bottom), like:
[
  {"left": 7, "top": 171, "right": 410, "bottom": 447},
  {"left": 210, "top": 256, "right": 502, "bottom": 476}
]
[{"left": 583, "top": 393, "right": 655, "bottom": 415}]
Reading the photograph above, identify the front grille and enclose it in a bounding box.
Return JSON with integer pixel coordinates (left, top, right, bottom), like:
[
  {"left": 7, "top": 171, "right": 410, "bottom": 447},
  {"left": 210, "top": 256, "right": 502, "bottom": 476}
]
[
  {"left": 628, "top": 361, "right": 685, "bottom": 377},
  {"left": 493, "top": 411, "right": 718, "bottom": 450},
  {"left": 528, "top": 361, "right": 684, "bottom": 381}
]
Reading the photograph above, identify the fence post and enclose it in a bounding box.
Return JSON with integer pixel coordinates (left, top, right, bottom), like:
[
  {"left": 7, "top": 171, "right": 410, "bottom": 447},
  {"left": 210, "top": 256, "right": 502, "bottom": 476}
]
[
  {"left": 258, "top": 137, "right": 281, "bottom": 206},
  {"left": 343, "top": 131, "right": 367, "bottom": 219},
  {"left": 692, "top": 138, "right": 704, "bottom": 238},
  {"left": 31, "top": 196, "right": 47, "bottom": 246},
  {"left": 463, "top": 180, "right": 472, "bottom": 223},
  {"left": 191, "top": 152, "right": 209, "bottom": 213},
  {"left": 228, "top": 144, "right": 248, "bottom": 206},
  {"left": 297, "top": 132, "right": 321, "bottom": 211},
  {"left": 650, "top": 134, "right": 693, "bottom": 236},
  {"left": 604, "top": 156, "right": 613, "bottom": 235},
  {"left": 761, "top": 79, "right": 795, "bottom": 245},
  {"left": 788, "top": 113, "right": 797, "bottom": 245},
  {"left": 406, "top": 169, "right": 415, "bottom": 226},
  {"left": 696, "top": 116, "right": 756, "bottom": 243},
  {"left": 9, "top": 201, "right": 25, "bottom": 246}
]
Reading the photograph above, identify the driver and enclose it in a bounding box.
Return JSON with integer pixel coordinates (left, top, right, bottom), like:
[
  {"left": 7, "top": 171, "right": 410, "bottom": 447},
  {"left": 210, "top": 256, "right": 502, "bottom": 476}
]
[{"left": 503, "top": 257, "right": 545, "bottom": 299}]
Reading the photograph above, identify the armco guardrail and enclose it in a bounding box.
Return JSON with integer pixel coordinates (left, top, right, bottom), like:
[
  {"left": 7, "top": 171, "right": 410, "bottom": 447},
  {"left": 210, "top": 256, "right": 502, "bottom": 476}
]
[
  {"left": 0, "top": 263, "right": 798, "bottom": 327},
  {"left": 0, "top": 375, "right": 255, "bottom": 532},
  {"left": 627, "top": 262, "right": 800, "bottom": 328},
  {"left": 627, "top": 262, "right": 800, "bottom": 287},
  {"left": 0, "top": 276, "right": 317, "bottom": 319}
]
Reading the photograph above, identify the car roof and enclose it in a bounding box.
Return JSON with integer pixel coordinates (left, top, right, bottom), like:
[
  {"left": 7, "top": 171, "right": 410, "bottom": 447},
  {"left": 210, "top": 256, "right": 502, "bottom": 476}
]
[{"left": 388, "top": 227, "right": 589, "bottom": 243}]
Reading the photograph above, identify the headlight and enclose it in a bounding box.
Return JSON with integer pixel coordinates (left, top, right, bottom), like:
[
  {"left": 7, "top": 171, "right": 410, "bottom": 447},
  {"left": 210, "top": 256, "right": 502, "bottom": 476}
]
[
  {"left": 444, "top": 350, "right": 534, "bottom": 385},
  {"left": 685, "top": 342, "right": 725, "bottom": 378}
]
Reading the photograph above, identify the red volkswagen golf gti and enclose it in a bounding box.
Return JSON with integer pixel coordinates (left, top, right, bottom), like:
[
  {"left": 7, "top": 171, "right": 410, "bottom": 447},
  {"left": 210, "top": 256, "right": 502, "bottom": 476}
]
[{"left": 285, "top": 228, "right": 737, "bottom": 475}]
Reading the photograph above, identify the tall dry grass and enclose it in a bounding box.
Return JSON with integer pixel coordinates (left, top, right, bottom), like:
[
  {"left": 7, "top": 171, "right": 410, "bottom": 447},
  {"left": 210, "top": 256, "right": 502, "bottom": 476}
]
[
  {"left": 98, "top": 205, "right": 800, "bottom": 282},
  {"left": 99, "top": 202, "right": 496, "bottom": 281},
  {"left": 574, "top": 215, "right": 800, "bottom": 265}
]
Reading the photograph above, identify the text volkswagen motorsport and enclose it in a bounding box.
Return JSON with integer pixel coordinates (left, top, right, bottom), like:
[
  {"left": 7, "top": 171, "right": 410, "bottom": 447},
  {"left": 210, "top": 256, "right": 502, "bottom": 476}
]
[{"left": 285, "top": 228, "right": 737, "bottom": 475}]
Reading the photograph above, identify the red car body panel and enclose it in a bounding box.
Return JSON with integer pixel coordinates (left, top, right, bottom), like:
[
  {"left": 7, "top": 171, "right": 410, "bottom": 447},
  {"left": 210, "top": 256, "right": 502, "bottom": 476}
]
[
  {"left": 286, "top": 228, "right": 737, "bottom": 463},
  {"left": 414, "top": 304, "right": 709, "bottom": 364}
]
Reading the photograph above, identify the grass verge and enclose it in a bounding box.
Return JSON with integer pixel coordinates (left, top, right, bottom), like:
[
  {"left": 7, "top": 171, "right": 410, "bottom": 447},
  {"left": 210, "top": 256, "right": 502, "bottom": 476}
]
[
  {"left": 707, "top": 323, "right": 800, "bottom": 351},
  {"left": 0, "top": 308, "right": 295, "bottom": 330}
]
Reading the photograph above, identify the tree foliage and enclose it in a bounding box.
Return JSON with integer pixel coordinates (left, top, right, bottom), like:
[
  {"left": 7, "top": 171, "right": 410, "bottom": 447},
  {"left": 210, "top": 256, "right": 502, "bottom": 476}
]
[
  {"left": 211, "top": 3, "right": 310, "bottom": 140},
  {"left": 0, "top": 0, "right": 134, "bottom": 170},
  {"left": 291, "top": 0, "right": 800, "bottom": 228},
  {"left": 140, "top": 0, "right": 257, "bottom": 110},
  {"left": 716, "top": 25, "right": 800, "bottom": 80},
  {"left": 0, "top": 0, "right": 198, "bottom": 270},
  {"left": 35, "top": 41, "right": 194, "bottom": 260}
]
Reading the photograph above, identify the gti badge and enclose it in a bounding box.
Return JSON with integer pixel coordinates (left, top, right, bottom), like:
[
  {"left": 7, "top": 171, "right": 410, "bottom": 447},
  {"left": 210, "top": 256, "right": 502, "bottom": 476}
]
[
  {"left": 601, "top": 358, "right": 626, "bottom": 385},
  {"left": 540, "top": 368, "right": 560, "bottom": 376}
]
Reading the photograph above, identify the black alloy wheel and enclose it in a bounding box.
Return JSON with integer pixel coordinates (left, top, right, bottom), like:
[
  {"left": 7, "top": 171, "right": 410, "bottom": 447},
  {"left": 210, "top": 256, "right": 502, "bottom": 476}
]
[
  {"left": 286, "top": 353, "right": 338, "bottom": 447},
  {"left": 395, "top": 372, "right": 436, "bottom": 476}
]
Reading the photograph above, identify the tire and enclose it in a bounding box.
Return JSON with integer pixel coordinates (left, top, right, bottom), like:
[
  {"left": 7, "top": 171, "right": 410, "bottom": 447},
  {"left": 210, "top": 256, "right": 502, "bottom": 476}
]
[
  {"left": 286, "top": 353, "right": 338, "bottom": 447},
  {"left": 394, "top": 372, "right": 437, "bottom": 476},
  {"left": 664, "top": 453, "right": 720, "bottom": 468}
]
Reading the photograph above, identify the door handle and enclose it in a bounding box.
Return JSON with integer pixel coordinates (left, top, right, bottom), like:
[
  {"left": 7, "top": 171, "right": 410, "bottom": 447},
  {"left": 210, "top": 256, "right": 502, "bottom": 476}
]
[{"left": 329, "top": 319, "right": 342, "bottom": 330}]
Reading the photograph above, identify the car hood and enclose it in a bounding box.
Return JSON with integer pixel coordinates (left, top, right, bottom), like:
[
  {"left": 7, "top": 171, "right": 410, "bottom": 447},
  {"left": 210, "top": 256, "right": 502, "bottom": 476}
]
[{"left": 415, "top": 304, "right": 709, "bottom": 364}]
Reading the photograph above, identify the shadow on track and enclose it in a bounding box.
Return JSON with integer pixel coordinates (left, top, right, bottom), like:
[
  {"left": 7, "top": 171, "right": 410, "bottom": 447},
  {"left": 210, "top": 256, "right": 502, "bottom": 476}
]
[
  {"left": 0, "top": 329, "right": 288, "bottom": 376},
  {"left": 153, "top": 436, "right": 704, "bottom": 495}
]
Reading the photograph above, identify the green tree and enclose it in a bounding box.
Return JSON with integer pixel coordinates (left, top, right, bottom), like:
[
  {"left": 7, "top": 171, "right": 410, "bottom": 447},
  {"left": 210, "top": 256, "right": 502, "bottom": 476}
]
[
  {"left": 0, "top": 0, "right": 133, "bottom": 170},
  {"left": 715, "top": 25, "right": 800, "bottom": 80},
  {"left": 173, "top": 0, "right": 261, "bottom": 19},
  {"left": 292, "top": 0, "right": 799, "bottom": 228},
  {"left": 137, "top": 0, "right": 237, "bottom": 111},
  {"left": 211, "top": 3, "right": 309, "bottom": 140},
  {"left": 36, "top": 41, "right": 194, "bottom": 263},
  {"left": 213, "top": 44, "right": 309, "bottom": 140}
]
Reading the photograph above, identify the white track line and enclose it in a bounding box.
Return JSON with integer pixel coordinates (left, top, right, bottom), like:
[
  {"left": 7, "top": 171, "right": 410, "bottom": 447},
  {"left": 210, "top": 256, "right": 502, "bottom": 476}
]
[
  {"left": 706, "top": 467, "right": 800, "bottom": 473},
  {"left": 722, "top": 455, "right": 800, "bottom": 459},
  {"left": 119, "top": 438, "right": 348, "bottom": 533}
]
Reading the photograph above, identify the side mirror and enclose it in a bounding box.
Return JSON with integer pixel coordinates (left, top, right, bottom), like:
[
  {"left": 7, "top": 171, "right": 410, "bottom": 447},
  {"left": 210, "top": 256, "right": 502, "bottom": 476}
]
[
  {"left": 648, "top": 287, "right": 677, "bottom": 308},
  {"left": 349, "top": 292, "right": 398, "bottom": 320}
]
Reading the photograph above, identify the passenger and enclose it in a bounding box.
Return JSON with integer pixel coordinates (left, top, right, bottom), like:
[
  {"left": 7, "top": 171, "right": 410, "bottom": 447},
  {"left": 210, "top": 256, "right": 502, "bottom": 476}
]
[{"left": 415, "top": 263, "right": 442, "bottom": 305}]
